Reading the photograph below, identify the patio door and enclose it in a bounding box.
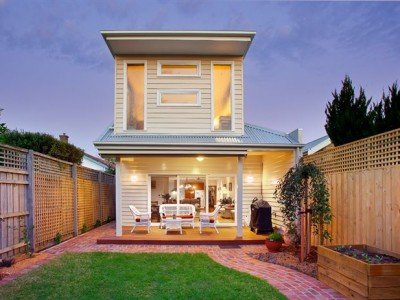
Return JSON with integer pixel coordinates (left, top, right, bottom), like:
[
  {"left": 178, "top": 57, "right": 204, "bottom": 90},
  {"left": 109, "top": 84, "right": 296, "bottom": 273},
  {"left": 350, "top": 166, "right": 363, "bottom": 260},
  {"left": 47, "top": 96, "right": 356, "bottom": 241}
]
[{"left": 207, "top": 176, "right": 236, "bottom": 225}]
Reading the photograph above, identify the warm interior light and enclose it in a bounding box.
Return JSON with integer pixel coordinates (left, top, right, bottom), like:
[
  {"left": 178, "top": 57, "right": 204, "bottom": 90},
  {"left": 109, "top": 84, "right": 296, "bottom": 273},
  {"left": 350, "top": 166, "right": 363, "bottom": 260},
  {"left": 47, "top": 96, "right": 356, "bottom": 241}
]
[
  {"left": 196, "top": 156, "right": 204, "bottom": 162},
  {"left": 247, "top": 176, "right": 254, "bottom": 183},
  {"left": 130, "top": 175, "right": 138, "bottom": 182}
]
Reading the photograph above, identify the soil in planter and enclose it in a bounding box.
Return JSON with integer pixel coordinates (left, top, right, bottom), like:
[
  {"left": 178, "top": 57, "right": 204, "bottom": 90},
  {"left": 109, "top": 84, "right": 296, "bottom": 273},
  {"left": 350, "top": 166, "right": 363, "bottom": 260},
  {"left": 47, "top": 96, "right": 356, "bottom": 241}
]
[
  {"left": 333, "top": 245, "right": 400, "bottom": 264},
  {"left": 248, "top": 245, "right": 317, "bottom": 277}
]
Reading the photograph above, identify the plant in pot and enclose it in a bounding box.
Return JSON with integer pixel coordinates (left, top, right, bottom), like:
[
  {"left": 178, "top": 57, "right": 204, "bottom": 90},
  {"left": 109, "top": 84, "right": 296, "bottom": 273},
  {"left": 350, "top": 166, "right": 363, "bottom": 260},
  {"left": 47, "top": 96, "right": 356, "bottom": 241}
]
[{"left": 265, "top": 232, "right": 284, "bottom": 253}]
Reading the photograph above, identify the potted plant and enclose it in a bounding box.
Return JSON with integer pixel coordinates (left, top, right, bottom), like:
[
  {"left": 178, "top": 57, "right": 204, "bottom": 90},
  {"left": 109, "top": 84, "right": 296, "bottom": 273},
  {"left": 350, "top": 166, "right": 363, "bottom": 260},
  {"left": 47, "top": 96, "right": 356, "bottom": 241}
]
[{"left": 265, "top": 232, "right": 284, "bottom": 253}]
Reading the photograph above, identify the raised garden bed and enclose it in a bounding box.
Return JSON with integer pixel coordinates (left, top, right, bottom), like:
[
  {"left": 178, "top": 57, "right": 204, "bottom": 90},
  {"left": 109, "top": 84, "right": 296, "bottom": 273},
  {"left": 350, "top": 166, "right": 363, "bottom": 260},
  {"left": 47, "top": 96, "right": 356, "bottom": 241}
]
[{"left": 318, "top": 245, "right": 400, "bottom": 299}]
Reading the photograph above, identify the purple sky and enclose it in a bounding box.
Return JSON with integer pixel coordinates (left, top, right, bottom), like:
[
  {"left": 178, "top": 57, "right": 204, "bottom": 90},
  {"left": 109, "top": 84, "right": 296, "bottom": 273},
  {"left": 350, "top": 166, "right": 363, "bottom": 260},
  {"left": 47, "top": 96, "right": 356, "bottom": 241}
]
[{"left": 0, "top": 1, "right": 399, "bottom": 155}]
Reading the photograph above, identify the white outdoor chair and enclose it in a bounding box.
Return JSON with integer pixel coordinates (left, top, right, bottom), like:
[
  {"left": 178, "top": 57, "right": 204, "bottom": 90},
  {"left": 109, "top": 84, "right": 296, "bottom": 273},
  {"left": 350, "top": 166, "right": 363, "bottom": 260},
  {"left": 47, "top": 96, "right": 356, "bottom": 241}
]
[
  {"left": 128, "top": 205, "right": 151, "bottom": 233},
  {"left": 199, "top": 206, "right": 222, "bottom": 234}
]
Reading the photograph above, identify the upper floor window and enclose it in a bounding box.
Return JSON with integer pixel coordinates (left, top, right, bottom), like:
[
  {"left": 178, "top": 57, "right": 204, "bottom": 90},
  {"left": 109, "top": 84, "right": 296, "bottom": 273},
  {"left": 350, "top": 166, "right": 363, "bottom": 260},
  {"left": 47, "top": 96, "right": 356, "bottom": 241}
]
[
  {"left": 212, "top": 62, "right": 233, "bottom": 131},
  {"left": 125, "top": 62, "right": 145, "bottom": 130},
  {"left": 157, "top": 60, "right": 201, "bottom": 77},
  {"left": 157, "top": 90, "right": 200, "bottom": 106}
]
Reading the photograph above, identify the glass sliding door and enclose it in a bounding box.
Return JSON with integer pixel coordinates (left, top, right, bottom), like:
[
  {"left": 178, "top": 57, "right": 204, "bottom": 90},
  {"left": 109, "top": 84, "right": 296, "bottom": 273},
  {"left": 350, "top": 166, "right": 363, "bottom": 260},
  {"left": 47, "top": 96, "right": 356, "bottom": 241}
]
[
  {"left": 179, "top": 176, "right": 205, "bottom": 214},
  {"left": 150, "top": 175, "right": 177, "bottom": 222},
  {"left": 207, "top": 176, "right": 235, "bottom": 224}
]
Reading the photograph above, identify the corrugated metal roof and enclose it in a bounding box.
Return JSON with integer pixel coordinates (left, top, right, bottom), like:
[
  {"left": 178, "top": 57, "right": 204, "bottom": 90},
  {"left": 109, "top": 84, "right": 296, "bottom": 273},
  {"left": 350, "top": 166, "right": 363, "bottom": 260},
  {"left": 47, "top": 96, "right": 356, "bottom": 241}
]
[
  {"left": 95, "top": 123, "right": 301, "bottom": 147},
  {"left": 302, "top": 135, "right": 330, "bottom": 154}
]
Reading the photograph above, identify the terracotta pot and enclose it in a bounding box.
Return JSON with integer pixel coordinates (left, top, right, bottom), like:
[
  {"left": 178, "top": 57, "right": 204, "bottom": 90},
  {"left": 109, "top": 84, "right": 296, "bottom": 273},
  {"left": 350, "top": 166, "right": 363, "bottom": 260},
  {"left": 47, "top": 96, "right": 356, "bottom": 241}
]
[{"left": 265, "top": 240, "right": 283, "bottom": 253}]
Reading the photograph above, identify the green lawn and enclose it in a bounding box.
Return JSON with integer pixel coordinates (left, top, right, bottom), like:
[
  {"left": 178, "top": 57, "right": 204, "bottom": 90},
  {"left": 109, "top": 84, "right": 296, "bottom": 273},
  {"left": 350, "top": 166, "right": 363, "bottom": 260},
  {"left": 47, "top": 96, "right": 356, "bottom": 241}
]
[{"left": 0, "top": 252, "right": 285, "bottom": 300}]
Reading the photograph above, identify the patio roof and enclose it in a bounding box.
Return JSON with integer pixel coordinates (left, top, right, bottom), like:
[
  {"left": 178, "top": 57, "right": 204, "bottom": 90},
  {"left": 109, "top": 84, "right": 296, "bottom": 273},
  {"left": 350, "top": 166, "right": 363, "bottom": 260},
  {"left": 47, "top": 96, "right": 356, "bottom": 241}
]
[{"left": 94, "top": 123, "right": 303, "bottom": 155}]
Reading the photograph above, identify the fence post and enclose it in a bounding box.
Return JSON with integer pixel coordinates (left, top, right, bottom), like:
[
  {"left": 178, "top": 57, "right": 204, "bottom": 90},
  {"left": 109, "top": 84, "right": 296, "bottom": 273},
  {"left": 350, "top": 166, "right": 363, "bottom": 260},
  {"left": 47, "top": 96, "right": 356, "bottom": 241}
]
[
  {"left": 26, "top": 150, "right": 36, "bottom": 252},
  {"left": 98, "top": 172, "right": 103, "bottom": 223},
  {"left": 72, "top": 164, "right": 78, "bottom": 236}
]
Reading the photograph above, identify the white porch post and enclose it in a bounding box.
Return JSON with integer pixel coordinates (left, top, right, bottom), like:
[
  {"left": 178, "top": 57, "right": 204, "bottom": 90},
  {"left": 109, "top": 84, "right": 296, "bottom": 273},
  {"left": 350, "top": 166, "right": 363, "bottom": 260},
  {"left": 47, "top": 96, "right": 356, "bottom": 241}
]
[
  {"left": 236, "top": 155, "right": 244, "bottom": 238},
  {"left": 115, "top": 159, "right": 122, "bottom": 236}
]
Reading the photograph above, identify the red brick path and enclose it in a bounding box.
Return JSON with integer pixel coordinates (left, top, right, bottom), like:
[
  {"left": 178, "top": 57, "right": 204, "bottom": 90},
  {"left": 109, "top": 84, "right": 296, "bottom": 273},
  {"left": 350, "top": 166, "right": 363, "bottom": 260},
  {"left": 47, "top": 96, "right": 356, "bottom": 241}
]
[{"left": 1, "top": 223, "right": 344, "bottom": 299}]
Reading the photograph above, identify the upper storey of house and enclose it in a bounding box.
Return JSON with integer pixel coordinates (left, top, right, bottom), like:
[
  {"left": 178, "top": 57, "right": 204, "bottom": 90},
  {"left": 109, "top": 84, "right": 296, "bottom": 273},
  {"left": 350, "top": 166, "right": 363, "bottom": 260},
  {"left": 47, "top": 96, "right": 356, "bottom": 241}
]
[{"left": 101, "top": 30, "right": 255, "bottom": 136}]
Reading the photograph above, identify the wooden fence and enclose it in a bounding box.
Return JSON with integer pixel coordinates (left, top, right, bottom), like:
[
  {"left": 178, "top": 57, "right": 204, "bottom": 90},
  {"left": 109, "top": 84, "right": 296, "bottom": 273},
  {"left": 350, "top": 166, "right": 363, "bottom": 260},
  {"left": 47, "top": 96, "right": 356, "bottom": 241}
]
[
  {"left": 303, "top": 128, "right": 400, "bottom": 253},
  {"left": 0, "top": 143, "right": 115, "bottom": 258}
]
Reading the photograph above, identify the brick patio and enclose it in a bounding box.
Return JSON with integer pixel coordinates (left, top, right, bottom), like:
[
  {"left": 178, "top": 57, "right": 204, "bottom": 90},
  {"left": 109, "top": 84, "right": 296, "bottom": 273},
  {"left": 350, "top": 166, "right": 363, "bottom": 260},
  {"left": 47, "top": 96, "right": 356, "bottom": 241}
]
[{"left": 0, "top": 222, "right": 344, "bottom": 299}]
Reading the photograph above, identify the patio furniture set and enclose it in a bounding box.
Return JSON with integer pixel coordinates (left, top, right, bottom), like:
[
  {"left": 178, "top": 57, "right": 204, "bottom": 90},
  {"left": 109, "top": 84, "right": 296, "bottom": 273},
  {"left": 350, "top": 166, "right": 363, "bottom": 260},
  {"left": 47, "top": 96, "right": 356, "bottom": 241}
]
[{"left": 128, "top": 204, "right": 221, "bottom": 234}]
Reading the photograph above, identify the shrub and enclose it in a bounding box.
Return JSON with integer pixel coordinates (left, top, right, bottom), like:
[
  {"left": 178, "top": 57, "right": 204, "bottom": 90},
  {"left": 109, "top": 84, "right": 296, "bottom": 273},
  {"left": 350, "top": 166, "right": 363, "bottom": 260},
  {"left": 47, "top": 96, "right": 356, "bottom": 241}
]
[
  {"left": 0, "top": 130, "right": 84, "bottom": 164},
  {"left": 54, "top": 232, "right": 62, "bottom": 244},
  {"left": 267, "top": 232, "right": 283, "bottom": 242},
  {"left": 94, "top": 219, "right": 102, "bottom": 228}
]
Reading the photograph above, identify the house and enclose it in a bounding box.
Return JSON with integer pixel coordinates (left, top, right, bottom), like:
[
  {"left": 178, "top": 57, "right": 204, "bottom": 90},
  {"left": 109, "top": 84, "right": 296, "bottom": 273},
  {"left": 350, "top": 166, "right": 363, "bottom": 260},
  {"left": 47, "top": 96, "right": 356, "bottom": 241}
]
[
  {"left": 302, "top": 135, "right": 331, "bottom": 156},
  {"left": 94, "top": 31, "right": 303, "bottom": 237},
  {"left": 82, "top": 153, "right": 115, "bottom": 172}
]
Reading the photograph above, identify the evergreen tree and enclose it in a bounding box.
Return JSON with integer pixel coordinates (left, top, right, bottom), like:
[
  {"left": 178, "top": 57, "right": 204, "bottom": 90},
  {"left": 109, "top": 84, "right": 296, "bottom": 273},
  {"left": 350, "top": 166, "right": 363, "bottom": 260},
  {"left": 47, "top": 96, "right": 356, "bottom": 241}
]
[
  {"left": 373, "top": 82, "right": 400, "bottom": 133},
  {"left": 325, "top": 76, "right": 374, "bottom": 146},
  {"left": 0, "top": 108, "right": 7, "bottom": 135}
]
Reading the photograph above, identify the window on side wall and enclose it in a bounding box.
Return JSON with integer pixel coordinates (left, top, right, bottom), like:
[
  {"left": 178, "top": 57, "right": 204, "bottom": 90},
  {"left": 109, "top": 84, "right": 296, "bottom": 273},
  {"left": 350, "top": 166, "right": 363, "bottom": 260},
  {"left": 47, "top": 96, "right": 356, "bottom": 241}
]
[
  {"left": 212, "top": 63, "right": 233, "bottom": 131},
  {"left": 158, "top": 90, "right": 200, "bottom": 106},
  {"left": 126, "top": 63, "right": 145, "bottom": 130},
  {"left": 157, "top": 61, "right": 200, "bottom": 77}
]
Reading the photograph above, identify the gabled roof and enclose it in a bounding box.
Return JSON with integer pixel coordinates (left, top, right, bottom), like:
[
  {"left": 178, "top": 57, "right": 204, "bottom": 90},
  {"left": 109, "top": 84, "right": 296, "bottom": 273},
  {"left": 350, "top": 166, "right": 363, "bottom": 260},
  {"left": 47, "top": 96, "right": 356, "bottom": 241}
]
[
  {"left": 302, "top": 135, "right": 331, "bottom": 155},
  {"left": 101, "top": 30, "right": 256, "bottom": 57},
  {"left": 94, "top": 123, "right": 303, "bottom": 155}
]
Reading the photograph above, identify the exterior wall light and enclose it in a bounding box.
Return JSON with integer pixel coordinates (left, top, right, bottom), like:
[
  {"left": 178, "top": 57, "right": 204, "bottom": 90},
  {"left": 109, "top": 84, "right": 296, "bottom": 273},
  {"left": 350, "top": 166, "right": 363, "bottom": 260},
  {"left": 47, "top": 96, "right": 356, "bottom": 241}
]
[
  {"left": 246, "top": 175, "right": 254, "bottom": 183},
  {"left": 130, "top": 175, "right": 138, "bottom": 182}
]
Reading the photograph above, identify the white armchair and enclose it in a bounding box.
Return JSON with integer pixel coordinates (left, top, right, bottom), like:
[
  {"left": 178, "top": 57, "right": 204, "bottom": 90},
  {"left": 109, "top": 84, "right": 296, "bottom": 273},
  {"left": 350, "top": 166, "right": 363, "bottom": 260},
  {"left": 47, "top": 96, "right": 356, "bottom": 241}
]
[
  {"left": 199, "top": 206, "right": 221, "bottom": 234},
  {"left": 129, "top": 205, "right": 151, "bottom": 233}
]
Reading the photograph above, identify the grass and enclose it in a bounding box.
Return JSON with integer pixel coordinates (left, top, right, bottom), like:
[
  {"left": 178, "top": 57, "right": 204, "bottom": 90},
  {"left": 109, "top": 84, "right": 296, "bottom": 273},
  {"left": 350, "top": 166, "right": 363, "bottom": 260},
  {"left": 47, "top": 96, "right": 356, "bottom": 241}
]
[{"left": 0, "top": 252, "right": 285, "bottom": 300}]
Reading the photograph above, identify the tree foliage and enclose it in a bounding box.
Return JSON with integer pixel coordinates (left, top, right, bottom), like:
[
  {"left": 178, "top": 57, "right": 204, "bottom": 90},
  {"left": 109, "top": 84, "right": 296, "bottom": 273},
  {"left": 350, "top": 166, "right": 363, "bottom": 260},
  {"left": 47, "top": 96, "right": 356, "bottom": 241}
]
[
  {"left": 0, "top": 130, "right": 84, "bottom": 164},
  {"left": 274, "top": 162, "right": 332, "bottom": 245},
  {"left": 0, "top": 108, "right": 7, "bottom": 134},
  {"left": 325, "top": 75, "right": 374, "bottom": 146},
  {"left": 372, "top": 82, "right": 400, "bottom": 134}
]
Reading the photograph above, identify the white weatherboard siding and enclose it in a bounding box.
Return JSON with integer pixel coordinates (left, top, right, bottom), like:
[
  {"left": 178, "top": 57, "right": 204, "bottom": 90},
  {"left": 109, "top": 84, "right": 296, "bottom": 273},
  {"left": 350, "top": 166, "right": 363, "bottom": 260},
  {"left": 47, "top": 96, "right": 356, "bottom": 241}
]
[
  {"left": 243, "top": 155, "right": 263, "bottom": 220},
  {"left": 262, "top": 151, "right": 295, "bottom": 228},
  {"left": 114, "top": 55, "right": 243, "bottom": 135}
]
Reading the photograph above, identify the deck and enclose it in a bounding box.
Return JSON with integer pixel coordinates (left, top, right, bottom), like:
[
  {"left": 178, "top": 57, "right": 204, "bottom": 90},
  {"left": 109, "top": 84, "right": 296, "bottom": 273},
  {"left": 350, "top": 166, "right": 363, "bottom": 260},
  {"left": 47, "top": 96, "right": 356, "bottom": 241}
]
[{"left": 97, "top": 226, "right": 268, "bottom": 245}]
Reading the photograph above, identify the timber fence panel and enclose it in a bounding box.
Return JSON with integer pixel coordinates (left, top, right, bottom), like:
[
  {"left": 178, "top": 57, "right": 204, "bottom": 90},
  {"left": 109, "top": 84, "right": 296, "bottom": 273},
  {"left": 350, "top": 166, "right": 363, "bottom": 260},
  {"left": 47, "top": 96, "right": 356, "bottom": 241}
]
[
  {"left": 0, "top": 143, "right": 115, "bottom": 257},
  {"left": 0, "top": 144, "right": 29, "bottom": 258},
  {"left": 304, "top": 130, "right": 400, "bottom": 254},
  {"left": 34, "top": 153, "right": 74, "bottom": 251}
]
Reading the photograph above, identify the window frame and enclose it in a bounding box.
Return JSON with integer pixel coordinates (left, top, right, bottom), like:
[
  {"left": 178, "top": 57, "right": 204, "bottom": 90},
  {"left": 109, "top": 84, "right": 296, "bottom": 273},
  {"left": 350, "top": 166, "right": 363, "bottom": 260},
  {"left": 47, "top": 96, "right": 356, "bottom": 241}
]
[
  {"left": 157, "top": 89, "right": 201, "bottom": 107},
  {"left": 123, "top": 60, "right": 147, "bottom": 131},
  {"left": 157, "top": 60, "right": 201, "bottom": 77},
  {"left": 211, "top": 61, "right": 235, "bottom": 132}
]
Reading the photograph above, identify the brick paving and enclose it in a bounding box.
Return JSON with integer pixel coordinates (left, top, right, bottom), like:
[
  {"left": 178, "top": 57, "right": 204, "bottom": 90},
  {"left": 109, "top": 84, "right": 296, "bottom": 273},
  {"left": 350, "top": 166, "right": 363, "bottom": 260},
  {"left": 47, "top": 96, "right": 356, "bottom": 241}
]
[{"left": 0, "top": 222, "right": 345, "bottom": 299}]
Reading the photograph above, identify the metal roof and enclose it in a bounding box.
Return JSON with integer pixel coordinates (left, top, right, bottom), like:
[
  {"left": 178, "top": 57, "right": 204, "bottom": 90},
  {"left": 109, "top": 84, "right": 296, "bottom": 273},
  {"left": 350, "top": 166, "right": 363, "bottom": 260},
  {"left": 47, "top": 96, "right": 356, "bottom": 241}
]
[
  {"left": 94, "top": 123, "right": 302, "bottom": 148},
  {"left": 302, "top": 135, "right": 331, "bottom": 155}
]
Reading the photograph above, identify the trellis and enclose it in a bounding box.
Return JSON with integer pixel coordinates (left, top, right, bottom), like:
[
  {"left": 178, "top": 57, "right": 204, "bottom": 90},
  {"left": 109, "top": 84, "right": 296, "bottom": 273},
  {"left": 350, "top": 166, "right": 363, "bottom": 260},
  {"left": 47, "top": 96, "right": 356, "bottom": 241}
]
[
  {"left": 303, "top": 128, "right": 400, "bottom": 173},
  {"left": 0, "top": 143, "right": 115, "bottom": 258}
]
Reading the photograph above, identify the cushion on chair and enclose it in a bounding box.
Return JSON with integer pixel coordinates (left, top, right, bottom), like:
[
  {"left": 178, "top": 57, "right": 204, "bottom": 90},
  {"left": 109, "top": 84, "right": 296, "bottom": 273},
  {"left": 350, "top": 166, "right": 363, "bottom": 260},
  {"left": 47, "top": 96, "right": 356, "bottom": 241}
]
[
  {"left": 209, "top": 217, "right": 215, "bottom": 223},
  {"left": 179, "top": 214, "right": 193, "bottom": 219},
  {"left": 135, "top": 217, "right": 141, "bottom": 222}
]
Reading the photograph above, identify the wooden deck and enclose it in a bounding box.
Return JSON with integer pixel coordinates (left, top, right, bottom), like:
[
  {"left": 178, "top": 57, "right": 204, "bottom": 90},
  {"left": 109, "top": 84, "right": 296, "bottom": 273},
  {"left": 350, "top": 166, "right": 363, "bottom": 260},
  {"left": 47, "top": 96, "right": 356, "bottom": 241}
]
[{"left": 97, "top": 226, "right": 268, "bottom": 245}]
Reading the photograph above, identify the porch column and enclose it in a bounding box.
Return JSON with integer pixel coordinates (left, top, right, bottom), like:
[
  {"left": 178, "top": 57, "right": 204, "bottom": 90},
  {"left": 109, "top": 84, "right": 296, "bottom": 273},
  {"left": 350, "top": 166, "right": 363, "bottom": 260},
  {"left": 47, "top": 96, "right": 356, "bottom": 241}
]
[
  {"left": 236, "top": 155, "right": 244, "bottom": 238},
  {"left": 115, "top": 159, "right": 122, "bottom": 236}
]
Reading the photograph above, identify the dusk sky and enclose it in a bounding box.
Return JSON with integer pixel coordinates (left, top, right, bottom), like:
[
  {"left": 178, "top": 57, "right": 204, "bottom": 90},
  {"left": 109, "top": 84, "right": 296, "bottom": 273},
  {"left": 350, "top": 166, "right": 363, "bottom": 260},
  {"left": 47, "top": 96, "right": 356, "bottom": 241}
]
[{"left": 0, "top": 1, "right": 399, "bottom": 155}]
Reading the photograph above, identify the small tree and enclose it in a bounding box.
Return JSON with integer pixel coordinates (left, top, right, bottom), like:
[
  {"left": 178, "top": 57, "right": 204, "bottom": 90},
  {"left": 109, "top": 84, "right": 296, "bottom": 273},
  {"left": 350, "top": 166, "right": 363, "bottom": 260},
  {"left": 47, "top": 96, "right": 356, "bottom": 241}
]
[
  {"left": 274, "top": 162, "right": 332, "bottom": 261},
  {"left": 325, "top": 75, "right": 374, "bottom": 146},
  {"left": 373, "top": 82, "right": 400, "bottom": 134},
  {"left": 0, "top": 108, "right": 8, "bottom": 134}
]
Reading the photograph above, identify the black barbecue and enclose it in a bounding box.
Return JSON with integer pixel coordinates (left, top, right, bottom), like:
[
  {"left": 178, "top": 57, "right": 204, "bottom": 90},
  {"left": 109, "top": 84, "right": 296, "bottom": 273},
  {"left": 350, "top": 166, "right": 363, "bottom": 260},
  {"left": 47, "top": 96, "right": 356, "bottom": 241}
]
[{"left": 249, "top": 198, "right": 273, "bottom": 234}]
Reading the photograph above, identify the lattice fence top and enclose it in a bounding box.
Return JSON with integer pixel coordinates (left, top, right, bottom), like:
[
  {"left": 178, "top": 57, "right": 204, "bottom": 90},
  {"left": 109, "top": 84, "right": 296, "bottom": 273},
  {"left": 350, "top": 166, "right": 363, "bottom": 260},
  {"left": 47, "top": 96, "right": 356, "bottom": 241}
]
[
  {"left": 78, "top": 166, "right": 100, "bottom": 181},
  {"left": 0, "top": 143, "right": 28, "bottom": 170},
  {"left": 34, "top": 153, "right": 72, "bottom": 176},
  {"left": 303, "top": 128, "right": 400, "bottom": 173}
]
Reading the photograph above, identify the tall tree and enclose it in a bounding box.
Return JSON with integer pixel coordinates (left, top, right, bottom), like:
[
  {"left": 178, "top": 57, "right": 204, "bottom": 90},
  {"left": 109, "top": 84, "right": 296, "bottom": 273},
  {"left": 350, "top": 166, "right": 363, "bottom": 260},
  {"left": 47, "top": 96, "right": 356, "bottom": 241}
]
[
  {"left": 0, "top": 108, "right": 8, "bottom": 135},
  {"left": 325, "top": 76, "right": 374, "bottom": 146},
  {"left": 373, "top": 82, "right": 400, "bottom": 134}
]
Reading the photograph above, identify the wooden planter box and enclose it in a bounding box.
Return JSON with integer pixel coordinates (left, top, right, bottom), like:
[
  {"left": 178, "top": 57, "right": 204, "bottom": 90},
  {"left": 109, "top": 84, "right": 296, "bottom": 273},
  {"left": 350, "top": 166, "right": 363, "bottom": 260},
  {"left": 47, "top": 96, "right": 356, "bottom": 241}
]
[{"left": 318, "top": 245, "right": 400, "bottom": 299}]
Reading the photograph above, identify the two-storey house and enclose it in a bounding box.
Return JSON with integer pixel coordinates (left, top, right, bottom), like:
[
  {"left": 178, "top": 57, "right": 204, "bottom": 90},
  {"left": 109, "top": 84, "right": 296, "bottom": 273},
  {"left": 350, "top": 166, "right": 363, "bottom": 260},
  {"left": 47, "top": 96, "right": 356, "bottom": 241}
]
[{"left": 94, "top": 31, "right": 303, "bottom": 237}]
